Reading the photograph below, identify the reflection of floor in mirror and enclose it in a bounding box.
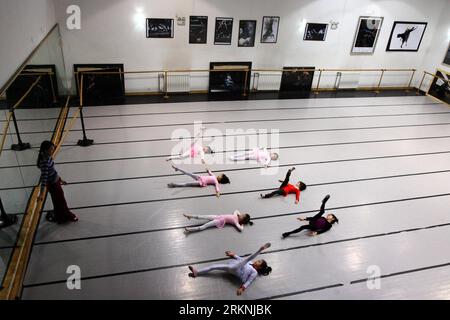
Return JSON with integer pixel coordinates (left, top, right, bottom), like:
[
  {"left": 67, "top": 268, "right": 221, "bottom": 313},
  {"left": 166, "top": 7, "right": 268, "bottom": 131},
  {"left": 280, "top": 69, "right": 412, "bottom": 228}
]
[{"left": 7, "top": 95, "right": 450, "bottom": 300}]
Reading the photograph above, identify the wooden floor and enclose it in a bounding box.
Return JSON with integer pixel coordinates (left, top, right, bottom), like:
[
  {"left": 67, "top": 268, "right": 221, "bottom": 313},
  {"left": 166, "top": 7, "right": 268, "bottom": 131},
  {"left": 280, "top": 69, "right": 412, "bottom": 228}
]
[{"left": 1, "top": 96, "right": 450, "bottom": 299}]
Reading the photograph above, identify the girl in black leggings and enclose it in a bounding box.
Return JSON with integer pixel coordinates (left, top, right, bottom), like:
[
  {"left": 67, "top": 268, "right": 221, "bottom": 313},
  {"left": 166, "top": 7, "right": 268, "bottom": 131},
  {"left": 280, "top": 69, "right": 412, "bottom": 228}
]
[{"left": 282, "top": 194, "right": 338, "bottom": 238}]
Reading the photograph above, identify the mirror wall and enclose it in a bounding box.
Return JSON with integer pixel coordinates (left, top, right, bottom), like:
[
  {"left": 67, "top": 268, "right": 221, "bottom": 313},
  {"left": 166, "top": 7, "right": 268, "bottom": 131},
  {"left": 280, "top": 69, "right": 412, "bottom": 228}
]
[{"left": 0, "top": 24, "right": 67, "bottom": 286}]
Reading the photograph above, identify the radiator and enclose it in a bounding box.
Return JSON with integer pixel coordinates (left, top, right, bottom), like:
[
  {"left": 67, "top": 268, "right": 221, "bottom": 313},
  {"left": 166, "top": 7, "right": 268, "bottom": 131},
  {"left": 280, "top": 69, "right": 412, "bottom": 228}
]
[
  {"left": 166, "top": 73, "right": 190, "bottom": 92},
  {"left": 253, "top": 72, "right": 282, "bottom": 91},
  {"left": 335, "top": 72, "right": 360, "bottom": 89}
]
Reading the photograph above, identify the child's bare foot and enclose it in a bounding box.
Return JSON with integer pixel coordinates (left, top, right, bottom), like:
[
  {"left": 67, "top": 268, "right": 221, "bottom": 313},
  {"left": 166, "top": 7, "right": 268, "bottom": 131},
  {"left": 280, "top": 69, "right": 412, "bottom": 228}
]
[{"left": 261, "top": 242, "right": 271, "bottom": 250}]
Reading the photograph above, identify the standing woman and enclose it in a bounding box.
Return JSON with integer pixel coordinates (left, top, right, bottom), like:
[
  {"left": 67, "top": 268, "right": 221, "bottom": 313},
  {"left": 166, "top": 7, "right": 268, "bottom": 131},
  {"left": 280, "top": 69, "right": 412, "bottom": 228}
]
[{"left": 37, "top": 141, "right": 78, "bottom": 224}]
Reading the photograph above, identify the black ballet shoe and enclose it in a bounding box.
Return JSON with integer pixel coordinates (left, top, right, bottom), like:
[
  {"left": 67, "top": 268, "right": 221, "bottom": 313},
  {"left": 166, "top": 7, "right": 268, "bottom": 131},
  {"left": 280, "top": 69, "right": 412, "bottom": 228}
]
[
  {"left": 323, "top": 194, "right": 331, "bottom": 203},
  {"left": 282, "top": 233, "right": 290, "bottom": 238},
  {"left": 68, "top": 213, "right": 78, "bottom": 222},
  {"left": 45, "top": 211, "right": 56, "bottom": 223},
  {"left": 188, "top": 266, "right": 197, "bottom": 277},
  {"left": 260, "top": 194, "right": 264, "bottom": 199},
  {"left": 168, "top": 183, "right": 175, "bottom": 188}
]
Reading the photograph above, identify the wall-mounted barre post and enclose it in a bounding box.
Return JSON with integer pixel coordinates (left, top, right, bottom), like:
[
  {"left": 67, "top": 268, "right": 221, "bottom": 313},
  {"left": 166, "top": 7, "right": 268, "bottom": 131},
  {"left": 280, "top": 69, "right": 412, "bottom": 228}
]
[
  {"left": 416, "top": 72, "right": 427, "bottom": 95},
  {"left": 164, "top": 71, "right": 169, "bottom": 99},
  {"left": 315, "top": 69, "right": 323, "bottom": 95},
  {"left": 375, "top": 69, "right": 385, "bottom": 94}
]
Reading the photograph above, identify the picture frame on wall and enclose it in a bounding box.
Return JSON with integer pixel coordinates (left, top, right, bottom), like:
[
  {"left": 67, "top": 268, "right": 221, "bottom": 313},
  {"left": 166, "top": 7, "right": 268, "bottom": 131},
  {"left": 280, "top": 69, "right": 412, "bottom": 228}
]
[
  {"left": 189, "top": 16, "right": 208, "bottom": 44},
  {"left": 351, "top": 16, "right": 383, "bottom": 54},
  {"left": 214, "top": 17, "right": 233, "bottom": 45},
  {"left": 444, "top": 42, "right": 450, "bottom": 66},
  {"left": 261, "top": 16, "right": 280, "bottom": 43},
  {"left": 303, "top": 23, "right": 328, "bottom": 41},
  {"left": 428, "top": 68, "right": 450, "bottom": 104},
  {"left": 386, "top": 21, "right": 427, "bottom": 51},
  {"left": 146, "top": 18, "right": 174, "bottom": 38},
  {"left": 238, "top": 20, "right": 257, "bottom": 47}
]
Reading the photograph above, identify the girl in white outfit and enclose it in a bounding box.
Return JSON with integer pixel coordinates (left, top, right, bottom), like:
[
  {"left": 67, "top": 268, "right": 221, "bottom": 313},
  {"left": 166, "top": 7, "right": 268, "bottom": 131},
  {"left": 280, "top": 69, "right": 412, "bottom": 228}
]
[
  {"left": 188, "top": 243, "right": 272, "bottom": 295},
  {"left": 183, "top": 210, "right": 252, "bottom": 233},
  {"left": 229, "top": 147, "right": 278, "bottom": 167},
  {"left": 167, "top": 127, "right": 213, "bottom": 164}
]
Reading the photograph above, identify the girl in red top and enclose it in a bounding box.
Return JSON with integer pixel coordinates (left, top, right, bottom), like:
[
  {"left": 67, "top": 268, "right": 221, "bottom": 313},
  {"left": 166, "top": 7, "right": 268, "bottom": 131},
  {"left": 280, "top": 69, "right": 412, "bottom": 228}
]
[{"left": 260, "top": 167, "right": 306, "bottom": 204}]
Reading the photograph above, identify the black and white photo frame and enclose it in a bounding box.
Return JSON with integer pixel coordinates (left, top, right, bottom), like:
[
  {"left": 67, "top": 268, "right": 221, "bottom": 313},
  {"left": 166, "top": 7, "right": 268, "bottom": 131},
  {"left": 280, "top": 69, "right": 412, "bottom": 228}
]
[
  {"left": 444, "top": 42, "right": 450, "bottom": 66},
  {"left": 303, "top": 23, "right": 328, "bottom": 41},
  {"left": 238, "top": 20, "right": 257, "bottom": 47},
  {"left": 146, "top": 18, "right": 174, "bottom": 38},
  {"left": 386, "top": 21, "right": 427, "bottom": 52},
  {"left": 214, "top": 17, "right": 233, "bottom": 45},
  {"left": 261, "top": 16, "right": 280, "bottom": 43},
  {"left": 189, "top": 16, "right": 208, "bottom": 44},
  {"left": 351, "top": 16, "right": 383, "bottom": 54}
]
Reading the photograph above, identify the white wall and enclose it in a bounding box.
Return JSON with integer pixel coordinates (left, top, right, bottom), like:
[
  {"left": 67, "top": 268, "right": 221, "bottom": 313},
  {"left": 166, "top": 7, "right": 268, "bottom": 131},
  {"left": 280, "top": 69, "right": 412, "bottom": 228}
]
[
  {"left": 0, "top": 0, "right": 56, "bottom": 91},
  {"left": 53, "top": 0, "right": 449, "bottom": 91}
]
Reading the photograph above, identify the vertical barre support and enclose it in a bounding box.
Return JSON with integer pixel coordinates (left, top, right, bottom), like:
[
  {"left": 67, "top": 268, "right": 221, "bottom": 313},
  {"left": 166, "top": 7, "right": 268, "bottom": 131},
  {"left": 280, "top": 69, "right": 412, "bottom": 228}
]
[
  {"left": 77, "top": 108, "right": 94, "bottom": 147},
  {"left": 406, "top": 69, "right": 415, "bottom": 92},
  {"left": 315, "top": 69, "right": 323, "bottom": 95},
  {"left": 11, "top": 111, "right": 31, "bottom": 151},
  {"left": 242, "top": 69, "right": 249, "bottom": 97},
  {"left": 164, "top": 71, "right": 169, "bottom": 99},
  {"left": 417, "top": 72, "right": 427, "bottom": 95},
  {"left": 77, "top": 73, "right": 94, "bottom": 147},
  {"left": 375, "top": 69, "right": 385, "bottom": 94}
]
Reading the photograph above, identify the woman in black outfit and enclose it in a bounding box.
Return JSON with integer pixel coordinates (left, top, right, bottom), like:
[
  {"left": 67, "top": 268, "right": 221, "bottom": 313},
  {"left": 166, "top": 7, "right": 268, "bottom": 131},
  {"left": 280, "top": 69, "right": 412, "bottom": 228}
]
[{"left": 282, "top": 194, "right": 338, "bottom": 238}]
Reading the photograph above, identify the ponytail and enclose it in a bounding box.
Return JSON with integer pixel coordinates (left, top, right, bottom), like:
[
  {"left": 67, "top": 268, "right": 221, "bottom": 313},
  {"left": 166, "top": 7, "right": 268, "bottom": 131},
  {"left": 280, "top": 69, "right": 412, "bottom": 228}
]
[
  {"left": 241, "top": 213, "right": 253, "bottom": 226},
  {"left": 257, "top": 260, "right": 272, "bottom": 276}
]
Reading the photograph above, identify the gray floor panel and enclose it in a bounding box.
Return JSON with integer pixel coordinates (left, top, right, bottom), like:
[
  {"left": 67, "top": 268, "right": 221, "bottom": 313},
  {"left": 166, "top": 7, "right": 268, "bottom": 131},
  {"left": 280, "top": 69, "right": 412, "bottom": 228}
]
[
  {"left": 22, "top": 226, "right": 450, "bottom": 299},
  {"left": 277, "top": 265, "right": 450, "bottom": 300},
  {"left": 3, "top": 113, "right": 450, "bottom": 168},
  {"left": 15, "top": 96, "right": 450, "bottom": 299},
  {"left": 25, "top": 172, "right": 450, "bottom": 285}
]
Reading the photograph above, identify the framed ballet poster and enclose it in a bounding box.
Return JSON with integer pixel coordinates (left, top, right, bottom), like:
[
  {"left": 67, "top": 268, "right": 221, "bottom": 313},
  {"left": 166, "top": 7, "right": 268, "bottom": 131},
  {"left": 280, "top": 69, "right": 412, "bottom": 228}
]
[
  {"left": 351, "top": 16, "right": 383, "bottom": 54},
  {"left": 386, "top": 21, "right": 427, "bottom": 52}
]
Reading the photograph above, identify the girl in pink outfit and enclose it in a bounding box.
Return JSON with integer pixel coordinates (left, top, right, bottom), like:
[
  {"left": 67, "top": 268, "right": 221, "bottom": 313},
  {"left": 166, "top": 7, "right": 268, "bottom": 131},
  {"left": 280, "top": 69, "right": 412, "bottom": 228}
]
[
  {"left": 166, "top": 127, "right": 214, "bottom": 164},
  {"left": 168, "top": 165, "right": 230, "bottom": 197},
  {"left": 229, "top": 147, "right": 278, "bottom": 167},
  {"left": 183, "top": 210, "right": 253, "bottom": 233}
]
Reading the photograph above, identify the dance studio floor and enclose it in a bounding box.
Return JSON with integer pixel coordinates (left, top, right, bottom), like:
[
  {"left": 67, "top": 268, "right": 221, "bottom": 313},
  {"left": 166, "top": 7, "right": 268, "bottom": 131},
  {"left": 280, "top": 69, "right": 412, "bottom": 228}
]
[{"left": 2, "top": 95, "right": 450, "bottom": 299}]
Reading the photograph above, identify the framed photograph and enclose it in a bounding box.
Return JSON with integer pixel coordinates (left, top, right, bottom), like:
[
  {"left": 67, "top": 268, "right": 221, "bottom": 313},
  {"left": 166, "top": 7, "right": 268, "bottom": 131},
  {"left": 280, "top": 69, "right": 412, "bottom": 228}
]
[
  {"left": 386, "top": 21, "right": 427, "bottom": 51},
  {"left": 261, "top": 16, "right": 280, "bottom": 43},
  {"left": 303, "top": 23, "right": 328, "bottom": 41},
  {"left": 214, "top": 17, "right": 233, "bottom": 45},
  {"left": 146, "top": 18, "right": 174, "bottom": 38},
  {"left": 428, "top": 69, "right": 450, "bottom": 104},
  {"left": 444, "top": 42, "right": 450, "bottom": 66},
  {"left": 279, "top": 66, "right": 315, "bottom": 98},
  {"left": 189, "top": 16, "right": 208, "bottom": 44},
  {"left": 351, "top": 16, "right": 383, "bottom": 54},
  {"left": 209, "top": 62, "right": 252, "bottom": 94},
  {"left": 238, "top": 20, "right": 257, "bottom": 47}
]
